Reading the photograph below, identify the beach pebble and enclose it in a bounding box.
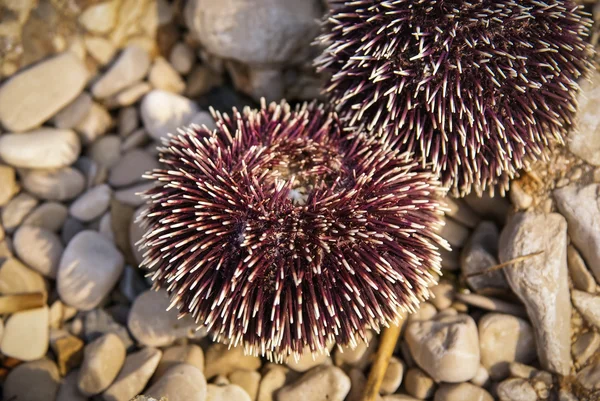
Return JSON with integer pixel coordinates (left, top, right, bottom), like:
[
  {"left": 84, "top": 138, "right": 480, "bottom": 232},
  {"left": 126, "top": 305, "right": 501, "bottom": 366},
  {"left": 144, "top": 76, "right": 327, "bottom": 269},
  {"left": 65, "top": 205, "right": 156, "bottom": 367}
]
[
  {"left": 140, "top": 89, "right": 199, "bottom": 141},
  {"left": 50, "top": 329, "right": 85, "bottom": 376},
  {"left": 1, "top": 306, "right": 49, "bottom": 361},
  {"left": 130, "top": 206, "right": 146, "bottom": 265},
  {"left": 114, "top": 181, "right": 154, "bottom": 207},
  {"left": 20, "top": 167, "right": 86, "bottom": 201},
  {"left": 170, "top": 43, "right": 195, "bottom": 74},
  {"left": 406, "top": 314, "right": 480, "bottom": 382},
  {"left": 229, "top": 370, "right": 261, "bottom": 401},
  {"left": 14, "top": 225, "right": 63, "bottom": 278},
  {"left": 89, "top": 135, "right": 122, "bottom": 168},
  {"left": 572, "top": 290, "right": 600, "bottom": 328},
  {"left": 57, "top": 370, "right": 89, "bottom": 401},
  {"left": 430, "top": 282, "right": 454, "bottom": 310},
  {"left": 439, "top": 218, "right": 470, "bottom": 248},
  {"left": 497, "top": 378, "right": 537, "bottom": 401},
  {"left": 569, "top": 70, "right": 600, "bottom": 166},
  {"left": 1, "top": 192, "right": 38, "bottom": 233},
  {"left": 334, "top": 331, "right": 377, "bottom": 370},
  {"left": 3, "top": 359, "right": 60, "bottom": 401},
  {"left": 21, "top": 202, "right": 69, "bottom": 232},
  {"left": 277, "top": 365, "right": 350, "bottom": 401},
  {"left": 204, "top": 343, "right": 262, "bottom": 379},
  {"left": 109, "top": 149, "right": 159, "bottom": 188},
  {"left": 0, "top": 258, "right": 46, "bottom": 294},
  {"left": 83, "top": 308, "right": 134, "bottom": 349},
  {"left": 478, "top": 313, "right": 536, "bottom": 380},
  {"left": 408, "top": 302, "right": 438, "bottom": 323},
  {"left": 287, "top": 344, "right": 332, "bottom": 372},
  {"left": 154, "top": 344, "right": 204, "bottom": 381},
  {"left": 187, "top": 111, "right": 217, "bottom": 131},
  {"left": 576, "top": 361, "right": 600, "bottom": 390},
  {"left": 499, "top": 212, "right": 571, "bottom": 375},
  {"left": 257, "top": 365, "right": 287, "bottom": 401},
  {"left": 92, "top": 46, "right": 150, "bottom": 99},
  {"left": 79, "top": 0, "right": 118, "bottom": 34},
  {"left": 78, "top": 333, "right": 126, "bottom": 396},
  {"left": 69, "top": 184, "right": 112, "bottom": 222},
  {"left": 380, "top": 357, "right": 404, "bottom": 395},
  {"left": 208, "top": 384, "right": 252, "bottom": 401},
  {"left": 103, "top": 347, "right": 162, "bottom": 401},
  {"left": 0, "top": 52, "right": 88, "bottom": 132},
  {"left": 58, "top": 230, "right": 125, "bottom": 310},
  {"left": 75, "top": 102, "right": 112, "bottom": 144},
  {"left": 145, "top": 364, "right": 207, "bottom": 401},
  {"left": 404, "top": 368, "right": 436, "bottom": 399},
  {"left": 434, "top": 383, "right": 493, "bottom": 401},
  {"left": 149, "top": 57, "right": 186, "bottom": 94},
  {"left": 0, "top": 128, "right": 80, "bottom": 169},
  {"left": 0, "top": 164, "right": 18, "bottom": 206},
  {"left": 128, "top": 289, "right": 197, "bottom": 347},
  {"left": 572, "top": 331, "right": 600, "bottom": 366},
  {"left": 567, "top": 245, "right": 596, "bottom": 293},
  {"left": 53, "top": 92, "right": 93, "bottom": 129}
]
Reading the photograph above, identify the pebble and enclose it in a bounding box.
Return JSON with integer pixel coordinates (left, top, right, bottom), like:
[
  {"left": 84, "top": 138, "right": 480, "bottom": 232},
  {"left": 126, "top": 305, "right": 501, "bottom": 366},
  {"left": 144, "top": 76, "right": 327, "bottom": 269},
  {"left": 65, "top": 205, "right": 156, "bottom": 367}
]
[
  {"left": 509, "top": 181, "right": 533, "bottom": 210},
  {"left": 89, "top": 135, "right": 122, "bottom": 168},
  {"left": 118, "top": 107, "right": 138, "bottom": 137},
  {"left": 62, "top": 217, "right": 86, "bottom": 244},
  {"left": 204, "top": 343, "right": 262, "bottom": 379},
  {"left": 454, "top": 293, "right": 527, "bottom": 318},
  {"left": 21, "top": 201, "right": 69, "bottom": 232},
  {"left": 287, "top": 344, "right": 333, "bottom": 372},
  {"left": 380, "top": 357, "right": 404, "bottom": 395},
  {"left": 576, "top": 361, "right": 600, "bottom": 390},
  {"left": 478, "top": 313, "right": 536, "bottom": 380},
  {"left": 84, "top": 308, "right": 134, "bottom": 350},
  {"left": 78, "top": 333, "right": 126, "bottom": 396},
  {"left": 57, "top": 370, "right": 89, "bottom": 401},
  {"left": 3, "top": 358, "right": 60, "bottom": 401},
  {"left": 0, "top": 164, "right": 18, "bottom": 206},
  {"left": 106, "top": 82, "right": 152, "bottom": 108},
  {"left": 442, "top": 197, "right": 480, "bottom": 229},
  {"left": 0, "top": 52, "right": 88, "bottom": 132},
  {"left": 404, "top": 368, "right": 436, "bottom": 399},
  {"left": 208, "top": 384, "right": 252, "bottom": 401},
  {"left": 109, "top": 149, "right": 159, "bottom": 188},
  {"left": 130, "top": 206, "right": 146, "bottom": 265},
  {"left": 187, "top": 110, "right": 217, "bottom": 131},
  {"left": 128, "top": 289, "right": 197, "bottom": 347},
  {"left": 92, "top": 45, "right": 151, "bottom": 99},
  {"left": 114, "top": 181, "right": 154, "bottom": 207},
  {"left": 154, "top": 344, "right": 205, "bottom": 381},
  {"left": 58, "top": 230, "right": 125, "bottom": 310},
  {"left": 79, "top": 1, "right": 118, "bottom": 34},
  {"left": 383, "top": 396, "right": 420, "bottom": 401},
  {"left": 149, "top": 57, "right": 186, "bottom": 94},
  {"left": 277, "top": 365, "right": 350, "bottom": 401},
  {"left": 257, "top": 364, "right": 287, "bottom": 401},
  {"left": 499, "top": 212, "right": 571, "bottom": 375},
  {"left": 50, "top": 329, "right": 85, "bottom": 376},
  {"left": 569, "top": 70, "right": 600, "bottom": 166},
  {"left": 75, "top": 102, "right": 112, "bottom": 144},
  {"left": 408, "top": 302, "right": 438, "bottom": 323},
  {"left": 0, "top": 128, "right": 81, "bottom": 169},
  {"left": 334, "top": 331, "right": 377, "bottom": 370},
  {"left": 170, "top": 42, "right": 195, "bottom": 75},
  {"left": 145, "top": 364, "right": 208, "bottom": 401},
  {"left": 571, "top": 290, "right": 600, "bottom": 328},
  {"left": 20, "top": 167, "right": 86, "bottom": 201},
  {"left": 185, "top": 65, "right": 223, "bottom": 97},
  {"left": 0, "top": 258, "right": 47, "bottom": 294},
  {"left": 554, "top": 184, "right": 600, "bottom": 283},
  {"left": 140, "top": 89, "right": 199, "bottom": 141},
  {"left": 471, "top": 365, "right": 490, "bottom": 388},
  {"left": 14, "top": 225, "right": 64, "bottom": 278},
  {"left": 434, "top": 383, "right": 493, "bottom": 401},
  {"left": 69, "top": 184, "right": 112, "bottom": 222},
  {"left": 85, "top": 36, "right": 117, "bottom": 65},
  {"left": 229, "top": 370, "right": 261, "bottom": 401},
  {"left": 566, "top": 245, "right": 596, "bottom": 293},
  {"left": 439, "top": 217, "right": 470, "bottom": 248},
  {"left": 1, "top": 306, "right": 49, "bottom": 361},
  {"left": 1, "top": 192, "right": 38, "bottom": 233},
  {"left": 572, "top": 331, "right": 600, "bottom": 366},
  {"left": 463, "top": 192, "right": 510, "bottom": 225},
  {"left": 121, "top": 128, "right": 149, "bottom": 151},
  {"left": 103, "top": 347, "right": 162, "bottom": 401},
  {"left": 497, "top": 378, "right": 538, "bottom": 401},
  {"left": 405, "top": 313, "right": 480, "bottom": 382},
  {"left": 430, "top": 282, "right": 454, "bottom": 310},
  {"left": 53, "top": 92, "right": 93, "bottom": 130}
]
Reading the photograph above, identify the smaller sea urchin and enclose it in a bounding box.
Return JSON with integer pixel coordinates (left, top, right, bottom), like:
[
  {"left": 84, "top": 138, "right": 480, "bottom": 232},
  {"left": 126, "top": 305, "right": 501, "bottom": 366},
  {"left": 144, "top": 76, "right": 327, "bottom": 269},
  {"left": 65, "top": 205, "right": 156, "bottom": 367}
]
[
  {"left": 316, "top": 0, "right": 594, "bottom": 195},
  {"left": 139, "top": 100, "right": 448, "bottom": 360}
]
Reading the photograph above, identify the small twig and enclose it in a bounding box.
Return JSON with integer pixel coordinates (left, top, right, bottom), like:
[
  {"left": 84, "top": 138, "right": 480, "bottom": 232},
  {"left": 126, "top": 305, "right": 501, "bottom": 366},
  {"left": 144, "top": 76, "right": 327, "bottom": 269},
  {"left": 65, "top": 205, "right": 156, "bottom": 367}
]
[
  {"left": 362, "top": 311, "right": 407, "bottom": 401},
  {"left": 466, "top": 250, "right": 544, "bottom": 278},
  {"left": 0, "top": 293, "right": 46, "bottom": 314}
]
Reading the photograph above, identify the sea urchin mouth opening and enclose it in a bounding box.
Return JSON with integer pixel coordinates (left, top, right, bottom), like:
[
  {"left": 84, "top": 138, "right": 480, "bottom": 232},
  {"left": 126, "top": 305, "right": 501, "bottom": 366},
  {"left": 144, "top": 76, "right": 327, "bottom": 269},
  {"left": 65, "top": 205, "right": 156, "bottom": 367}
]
[
  {"left": 138, "top": 99, "right": 448, "bottom": 361},
  {"left": 316, "top": 0, "right": 594, "bottom": 196}
]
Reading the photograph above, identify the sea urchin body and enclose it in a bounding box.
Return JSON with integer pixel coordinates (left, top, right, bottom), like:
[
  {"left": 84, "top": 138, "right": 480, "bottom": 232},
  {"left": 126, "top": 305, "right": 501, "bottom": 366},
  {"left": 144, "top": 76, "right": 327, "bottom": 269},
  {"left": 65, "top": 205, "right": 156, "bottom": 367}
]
[
  {"left": 138, "top": 100, "right": 447, "bottom": 360},
  {"left": 316, "top": 0, "right": 594, "bottom": 195}
]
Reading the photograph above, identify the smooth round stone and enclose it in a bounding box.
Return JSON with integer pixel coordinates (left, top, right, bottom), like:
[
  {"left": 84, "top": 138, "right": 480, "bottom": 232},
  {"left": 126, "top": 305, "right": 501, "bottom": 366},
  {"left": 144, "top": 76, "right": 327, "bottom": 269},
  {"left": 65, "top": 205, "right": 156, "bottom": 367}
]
[
  {"left": 408, "top": 302, "right": 437, "bottom": 323},
  {"left": 430, "top": 282, "right": 455, "bottom": 310},
  {"left": 79, "top": 1, "right": 118, "bottom": 34},
  {"left": 204, "top": 344, "right": 262, "bottom": 379},
  {"left": 434, "top": 383, "right": 493, "bottom": 401},
  {"left": 89, "top": 135, "right": 122, "bottom": 168},
  {"left": 75, "top": 102, "right": 112, "bottom": 144},
  {"left": 406, "top": 314, "right": 480, "bottom": 383},
  {"left": 0, "top": 129, "right": 81, "bottom": 169},
  {"left": 57, "top": 370, "right": 88, "bottom": 401},
  {"left": 278, "top": 365, "right": 350, "bottom": 401},
  {"left": 334, "top": 331, "right": 377, "bottom": 370},
  {"left": 572, "top": 331, "right": 600, "bottom": 366},
  {"left": 1, "top": 192, "right": 38, "bottom": 233},
  {"left": 257, "top": 365, "right": 286, "bottom": 401},
  {"left": 140, "top": 89, "right": 199, "bottom": 141},
  {"left": 381, "top": 357, "right": 405, "bottom": 395},
  {"left": 53, "top": 92, "right": 93, "bottom": 129},
  {"left": 58, "top": 230, "right": 125, "bottom": 310},
  {"left": 145, "top": 364, "right": 207, "bottom": 401},
  {"left": 92, "top": 45, "right": 151, "bottom": 99},
  {"left": 21, "top": 202, "right": 69, "bottom": 232},
  {"left": 0, "top": 258, "right": 46, "bottom": 295},
  {"left": 78, "top": 333, "right": 126, "bottom": 396},
  {"left": 4, "top": 359, "right": 60, "bottom": 401},
  {"left": 286, "top": 344, "right": 333, "bottom": 372},
  {"left": 62, "top": 216, "right": 86, "bottom": 244},
  {"left": 576, "top": 361, "right": 600, "bottom": 391},
  {"left": 21, "top": 167, "right": 86, "bottom": 201},
  {"left": 69, "top": 184, "right": 112, "bottom": 222},
  {"left": 115, "top": 181, "right": 154, "bottom": 207},
  {"left": 148, "top": 57, "right": 186, "bottom": 94},
  {"left": 154, "top": 344, "right": 205, "bottom": 381},
  {"left": 1, "top": 306, "right": 49, "bottom": 361},
  {"left": 169, "top": 42, "right": 194, "bottom": 75},
  {"left": 128, "top": 289, "right": 197, "bottom": 347},
  {"left": 130, "top": 206, "right": 146, "bottom": 265},
  {"left": 207, "top": 384, "right": 251, "bottom": 401},
  {"left": 228, "top": 370, "right": 260, "bottom": 401},
  {"left": 478, "top": 313, "right": 536, "bottom": 380},
  {"left": 497, "top": 378, "right": 537, "bottom": 401},
  {"left": 103, "top": 347, "right": 163, "bottom": 401},
  {"left": 0, "top": 52, "right": 88, "bottom": 132},
  {"left": 0, "top": 164, "right": 18, "bottom": 206},
  {"left": 187, "top": 110, "right": 217, "bottom": 131},
  {"left": 14, "top": 225, "right": 64, "bottom": 278},
  {"left": 404, "top": 368, "right": 436, "bottom": 399},
  {"left": 109, "top": 149, "right": 159, "bottom": 188}
]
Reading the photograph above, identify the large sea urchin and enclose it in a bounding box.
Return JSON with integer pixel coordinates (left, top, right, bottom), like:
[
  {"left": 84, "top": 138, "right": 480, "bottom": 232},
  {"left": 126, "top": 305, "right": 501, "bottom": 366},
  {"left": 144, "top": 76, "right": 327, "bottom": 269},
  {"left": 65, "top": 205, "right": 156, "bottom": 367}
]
[
  {"left": 138, "top": 100, "right": 447, "bottom": 360},
  {"left": 316, "top": 0, "right": 594, "bottom": 195}
]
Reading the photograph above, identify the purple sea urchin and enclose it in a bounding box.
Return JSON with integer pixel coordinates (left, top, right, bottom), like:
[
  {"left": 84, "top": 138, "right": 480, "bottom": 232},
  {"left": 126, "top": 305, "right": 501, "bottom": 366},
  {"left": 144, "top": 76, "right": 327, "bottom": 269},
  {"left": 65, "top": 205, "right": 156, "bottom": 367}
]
[
  {"left": 138, "top": 100, "right": 448, "bottom": 360},
  {"left": 316, "top": 0, "right": 594, "bottom": 195}
]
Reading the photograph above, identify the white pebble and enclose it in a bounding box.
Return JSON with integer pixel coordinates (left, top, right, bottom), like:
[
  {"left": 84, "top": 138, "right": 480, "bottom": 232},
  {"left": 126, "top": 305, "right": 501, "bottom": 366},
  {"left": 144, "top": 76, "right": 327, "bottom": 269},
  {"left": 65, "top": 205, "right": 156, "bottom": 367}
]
[
  {"left": 92, "top": 46, "right": 150, "bottom": 99},
  {"left": 1, "top": 306, "right": 49, "bottom": 361},
  {"left": 140, "top": 90, "right": 199, "bottom": 141},
  {"left": 20, "top": 167, "right": 85, "bottom": 201},
  {"left": 69, "top": 184, "right": 112, "bottom": 222}
]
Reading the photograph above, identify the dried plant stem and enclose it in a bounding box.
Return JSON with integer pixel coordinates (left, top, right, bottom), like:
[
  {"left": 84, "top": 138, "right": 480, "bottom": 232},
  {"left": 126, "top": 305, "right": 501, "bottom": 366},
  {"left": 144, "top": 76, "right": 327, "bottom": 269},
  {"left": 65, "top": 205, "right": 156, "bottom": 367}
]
[
  {"left": 466, "top": 250, "right": 544, "bottom": 278},
  {"left": 362, "top": 312, "right": 407, "bottom": 401},
  {"left": 0, "top": 292, "right": 46, "bottom": 314}
]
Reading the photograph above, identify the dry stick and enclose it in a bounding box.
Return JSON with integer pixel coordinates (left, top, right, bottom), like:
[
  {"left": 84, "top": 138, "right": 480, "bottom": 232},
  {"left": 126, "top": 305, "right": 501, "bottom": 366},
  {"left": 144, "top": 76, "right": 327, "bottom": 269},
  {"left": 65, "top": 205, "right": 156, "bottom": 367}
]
[
  {"left": 0, "top": 292, "right": 46, "bottom": 314},
  {"left": 362, "top": 311, "right": 407, "bottom": 401},
  {"left": 465, "top": 250, "right": 544, "bottom": 278}
]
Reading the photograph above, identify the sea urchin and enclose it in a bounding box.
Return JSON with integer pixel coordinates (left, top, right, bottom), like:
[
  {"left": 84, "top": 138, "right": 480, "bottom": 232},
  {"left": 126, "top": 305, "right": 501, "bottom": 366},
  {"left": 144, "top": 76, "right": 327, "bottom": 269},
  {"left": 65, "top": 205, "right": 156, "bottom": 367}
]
[
  {"left": 316, "top": 0, "right": 594, "bottom": 195},
  {"left": 138, "top": 99, "right": 447, "bottom": 360}
]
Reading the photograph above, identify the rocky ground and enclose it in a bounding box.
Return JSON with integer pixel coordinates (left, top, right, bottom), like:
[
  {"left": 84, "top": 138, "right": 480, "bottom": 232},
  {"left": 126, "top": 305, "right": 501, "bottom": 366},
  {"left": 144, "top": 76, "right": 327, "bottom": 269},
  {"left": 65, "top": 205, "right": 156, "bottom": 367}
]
[{"left": 0, "top": 1, "right": 599, "bottom": 401}]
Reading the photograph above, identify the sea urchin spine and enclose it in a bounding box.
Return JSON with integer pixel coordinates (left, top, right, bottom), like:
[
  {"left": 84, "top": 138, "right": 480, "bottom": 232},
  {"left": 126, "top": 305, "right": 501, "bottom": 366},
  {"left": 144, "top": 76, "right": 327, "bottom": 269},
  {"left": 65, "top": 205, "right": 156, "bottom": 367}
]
[
  {"left": 138, "top": 99, "right": 448, "bottom": 361},
  {"left": 316, "top": 0, "right": 594, "bottom": 195}
]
